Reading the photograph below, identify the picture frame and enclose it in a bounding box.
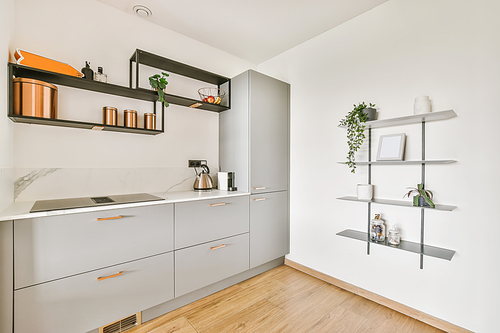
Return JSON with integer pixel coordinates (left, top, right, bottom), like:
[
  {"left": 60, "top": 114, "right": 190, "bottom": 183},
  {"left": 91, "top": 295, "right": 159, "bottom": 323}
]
[{"left": 376, "top": 133, "right": 406, "bottom": 161}]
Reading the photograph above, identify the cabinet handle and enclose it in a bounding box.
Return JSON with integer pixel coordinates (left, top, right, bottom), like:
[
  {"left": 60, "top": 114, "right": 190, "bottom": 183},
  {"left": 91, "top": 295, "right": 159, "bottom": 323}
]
[
  {"left": 210, "top": 202, "right": 226, "bottom": 207},
  {"left": 253, "top": 187, "right": 267, "bottom": 190},
  {"left": 253, "top": 198, "right": 266, "bottom": 201},
  {"left": 210, "top": 244, "right": 226, "bottom": 250},
  {"left": 97, "top": 215, "right": 122, "bottom": 221},
  {"left": 97, "top": 271, "right": 123, "bottom": 281}
]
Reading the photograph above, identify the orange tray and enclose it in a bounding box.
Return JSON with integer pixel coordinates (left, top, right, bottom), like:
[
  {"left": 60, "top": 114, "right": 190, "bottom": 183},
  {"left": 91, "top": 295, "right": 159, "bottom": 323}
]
[{"left": 14, "top": 49, "right": 83, "bottom": 78}]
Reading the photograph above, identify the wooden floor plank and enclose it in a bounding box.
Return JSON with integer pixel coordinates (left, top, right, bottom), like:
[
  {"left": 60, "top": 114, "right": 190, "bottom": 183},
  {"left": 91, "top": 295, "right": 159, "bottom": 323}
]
[
  {"left": 409, "top": 320, "right": 446, "bottom": 333},
  {"left": 305, "top": 306, "right": 368, "bottom": 333},
  {"left": 147, "top": 316, "right": 197, "bottom": 333},
  {"left": 339, "top": 294, "right": 381, "bottom": 319},
  {"left": 356, "top": 305, "right": 415, "bottom": 333}
]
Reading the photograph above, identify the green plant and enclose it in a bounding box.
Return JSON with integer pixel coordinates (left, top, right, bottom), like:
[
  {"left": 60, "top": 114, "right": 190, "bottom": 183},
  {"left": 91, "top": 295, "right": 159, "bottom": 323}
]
[
  {"left": 149, "top": 72, "right": 170, "bottom": 106},
  {"left": 403, "top": 183, "right": 435, "bottom": 208},
  {"left": 339, "top": 102, "right": 376, "bottom": 173}
]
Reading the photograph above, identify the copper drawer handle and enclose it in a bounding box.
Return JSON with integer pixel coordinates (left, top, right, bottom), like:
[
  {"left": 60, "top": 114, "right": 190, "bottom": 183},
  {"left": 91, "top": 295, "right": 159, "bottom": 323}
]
[
  {"left": 253, "top": 187, "right": 266, "bottom": 190},
  {"left": 210, "top": 203, "right": 226, "bottom": 207},
  {"left": 253, "top": 198, "right": 266, "bottom": 202},
  {"left": 97, "top": 215, "right": 123, "bottom": 221},
  {"left": 97, "top": 271, "right": 123, "bottom": 281},
  {"left": 210, "top": 244, "right": 226, "bottom": 250}
]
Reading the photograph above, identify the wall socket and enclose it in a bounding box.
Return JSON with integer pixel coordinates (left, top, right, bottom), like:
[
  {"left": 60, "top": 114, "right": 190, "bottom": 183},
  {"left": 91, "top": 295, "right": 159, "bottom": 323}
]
[{"left": 188, "top": 160, "right": 207, "bottom": 168}]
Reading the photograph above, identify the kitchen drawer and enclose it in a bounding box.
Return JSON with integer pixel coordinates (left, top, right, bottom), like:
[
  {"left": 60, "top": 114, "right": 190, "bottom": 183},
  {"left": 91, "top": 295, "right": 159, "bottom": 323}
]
[
  {"left": 175, "top": 195, "right": 249, "bottom": 249},
  {"left": 14, "top": 252, "right": 174, "bottom": 333},
  {"left": 175, "top": 233, "right": 249, "bottom": 297},
  {"left": 15, "top": 203, "right": 173, "bottom": 289}
]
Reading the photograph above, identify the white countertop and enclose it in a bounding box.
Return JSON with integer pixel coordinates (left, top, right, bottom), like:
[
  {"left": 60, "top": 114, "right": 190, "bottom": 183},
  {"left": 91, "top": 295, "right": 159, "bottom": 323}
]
[{"left": 0, "top": 190, "right": 250, "bottom": 222}]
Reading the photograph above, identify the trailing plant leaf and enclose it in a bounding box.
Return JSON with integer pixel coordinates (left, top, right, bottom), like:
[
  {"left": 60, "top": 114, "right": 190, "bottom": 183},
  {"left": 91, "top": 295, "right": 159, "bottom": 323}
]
[
  {"left": 339, "top": 102, "right": 375, "bottom": 173},
  {"left": 149, "top": 72, "right": 170, "bottom": 106}
]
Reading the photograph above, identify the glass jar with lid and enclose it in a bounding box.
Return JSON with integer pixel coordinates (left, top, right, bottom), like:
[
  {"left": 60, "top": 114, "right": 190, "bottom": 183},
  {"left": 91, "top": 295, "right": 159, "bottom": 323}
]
[
  {"left": 370, "top": 214, "right": 385, "bottom": 242},
  {"left": 388, "top": 225, "right": 401, "bottom": 246}
]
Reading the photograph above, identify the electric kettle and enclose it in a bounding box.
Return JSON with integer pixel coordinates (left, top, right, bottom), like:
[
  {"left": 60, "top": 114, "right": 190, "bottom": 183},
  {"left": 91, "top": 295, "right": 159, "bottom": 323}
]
[{"left": 193, "top": 165, "right": 213, "bottom": 191}]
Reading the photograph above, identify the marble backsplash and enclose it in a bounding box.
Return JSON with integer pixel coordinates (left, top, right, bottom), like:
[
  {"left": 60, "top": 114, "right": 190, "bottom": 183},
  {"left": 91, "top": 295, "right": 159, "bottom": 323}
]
[
  {"left": 14, "top": 167, "right": 200, "bottom": 202},
  {"left": 0, "top": 168, "right": 14, "bottom": 211}
]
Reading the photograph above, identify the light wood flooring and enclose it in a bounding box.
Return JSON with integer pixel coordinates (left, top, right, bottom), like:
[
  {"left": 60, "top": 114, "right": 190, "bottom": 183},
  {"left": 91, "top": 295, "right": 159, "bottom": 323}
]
[{"left": 128, "top": 265, "right": 444, "bottom": 333}]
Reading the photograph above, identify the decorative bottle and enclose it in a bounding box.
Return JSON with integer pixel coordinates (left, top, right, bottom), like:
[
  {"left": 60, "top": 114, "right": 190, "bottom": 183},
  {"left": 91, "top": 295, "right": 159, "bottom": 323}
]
[
  {"left": 81, "top": 61, "right": 94, "bottom": 81},
  {"left": 94, "top": 67, "right": 107, "bottom": 83},
  {"left": 370, "top": 214, "right": 386, "bottom": 242}
]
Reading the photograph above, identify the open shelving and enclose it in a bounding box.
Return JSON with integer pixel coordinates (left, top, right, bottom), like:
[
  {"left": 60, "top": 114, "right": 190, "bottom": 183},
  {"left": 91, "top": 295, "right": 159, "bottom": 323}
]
[{"left": 337, "top": 109, "right": 457, "bottom": 269}]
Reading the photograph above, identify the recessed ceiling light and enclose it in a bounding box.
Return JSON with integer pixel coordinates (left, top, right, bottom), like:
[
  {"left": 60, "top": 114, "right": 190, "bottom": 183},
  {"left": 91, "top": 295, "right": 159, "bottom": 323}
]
[{"left": 133, "top": 5, "right": 152, "bottom": 18}]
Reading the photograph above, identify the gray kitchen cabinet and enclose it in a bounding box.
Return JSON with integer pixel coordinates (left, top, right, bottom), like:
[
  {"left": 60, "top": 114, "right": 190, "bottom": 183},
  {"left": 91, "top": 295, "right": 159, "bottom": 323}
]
[
  {"left": 14, "top": 252, "right": 174, "bottom": 333},
  {"left": 220, "top": 70, "right": 290, "bottom": 194},
  {"left": 175, "top": 233, "right": 249, "bottom": 297},
  {"left": 250, "top": 191, "right": 289, "bottom": 268},
  {"left": 14, "top": 203, "right": 173, "bottom": 289},
  {"left": 175, "top": 196, "right": 249, "bottom": 249}
]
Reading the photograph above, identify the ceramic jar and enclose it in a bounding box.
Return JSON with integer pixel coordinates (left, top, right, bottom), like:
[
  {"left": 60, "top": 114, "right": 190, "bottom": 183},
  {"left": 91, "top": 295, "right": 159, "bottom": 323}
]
[
  {"left": 357, "top": 184, "right": 373, "bottom": 201},
  {"left": 414, "top": 96, "right": 431, "bottom": 114}
]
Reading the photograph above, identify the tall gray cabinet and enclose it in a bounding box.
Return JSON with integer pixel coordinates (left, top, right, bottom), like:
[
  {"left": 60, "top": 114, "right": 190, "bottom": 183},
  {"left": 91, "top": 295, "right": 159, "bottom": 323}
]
[{"left": 220, "top": 70, "right": 290, "bottom": 269}]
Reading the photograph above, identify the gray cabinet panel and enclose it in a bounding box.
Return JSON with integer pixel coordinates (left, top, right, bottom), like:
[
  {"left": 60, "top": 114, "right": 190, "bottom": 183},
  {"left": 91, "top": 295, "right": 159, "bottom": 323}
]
[
  {"left": 15, "top": 204, "right": 173, "bottom": 289},
  {"left": 175, "top": 233, "right": 249, "bottom": 297},
  {"left": 250, "top": 71, "right": 289, "bottom": 194},
  {"left": 175, "top": 196, "right": 249, "bottom": 249},
  {"left": 250, "top": 191, "right": 289, "bottom": 268},
  {"left": 14, "top": 252, "right": 174, "bottom": 333}
]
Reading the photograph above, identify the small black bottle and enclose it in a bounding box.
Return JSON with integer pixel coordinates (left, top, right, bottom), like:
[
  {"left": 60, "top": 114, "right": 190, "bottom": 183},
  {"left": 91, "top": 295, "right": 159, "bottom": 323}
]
[{"left": 81, "top": 61, "right": 94, "bottom": 80}]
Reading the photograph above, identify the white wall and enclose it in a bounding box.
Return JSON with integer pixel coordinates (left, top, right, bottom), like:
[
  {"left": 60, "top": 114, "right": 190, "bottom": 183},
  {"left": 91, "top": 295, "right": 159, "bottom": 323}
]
[
  {"left": 0, "top": 0, "right": 14, "bottom": 212},
  {"left": 258, "top": 0, "right": 499, "bottom": 332},
  {"left": 11, "top": 0, "right": 255, "bottom": 200}
]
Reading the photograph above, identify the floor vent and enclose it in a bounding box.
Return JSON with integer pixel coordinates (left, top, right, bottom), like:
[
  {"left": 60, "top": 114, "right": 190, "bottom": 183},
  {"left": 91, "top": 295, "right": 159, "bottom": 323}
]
[{"left": 99, "top": 312, "right": 142, "bottom": 333}]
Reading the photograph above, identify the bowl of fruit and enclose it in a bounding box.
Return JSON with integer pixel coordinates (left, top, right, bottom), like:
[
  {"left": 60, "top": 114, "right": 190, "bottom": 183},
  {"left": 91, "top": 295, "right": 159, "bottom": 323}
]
[{"left": 198, "top": 88, "right": 226, "bottom": 105}]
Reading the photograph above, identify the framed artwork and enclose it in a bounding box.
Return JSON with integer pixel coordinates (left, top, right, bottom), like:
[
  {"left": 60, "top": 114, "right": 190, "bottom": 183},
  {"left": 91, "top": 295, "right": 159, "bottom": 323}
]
[{"left": 376, "top": 133, "right": 406, "bottom": 161}]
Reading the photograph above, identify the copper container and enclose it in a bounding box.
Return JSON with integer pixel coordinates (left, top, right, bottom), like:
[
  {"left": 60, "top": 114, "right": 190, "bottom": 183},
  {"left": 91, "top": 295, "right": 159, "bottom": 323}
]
[
  {"left": 13, "top": 78, "right": 58, "bottom": 118},
  {"left": 144, "top": 113, "right": 156, "bottom": 130},
  {"left": 103, "top": 107, "right": 117, "bottom": 125},
  {"left": 124, "top": 109, "right": 137, "bottom": 128}
]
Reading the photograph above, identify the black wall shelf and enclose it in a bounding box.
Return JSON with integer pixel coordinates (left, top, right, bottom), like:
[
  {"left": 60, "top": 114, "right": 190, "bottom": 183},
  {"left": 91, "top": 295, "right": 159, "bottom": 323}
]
[{"left": 130, "top": 49, "right": 231, "bottom": 113}]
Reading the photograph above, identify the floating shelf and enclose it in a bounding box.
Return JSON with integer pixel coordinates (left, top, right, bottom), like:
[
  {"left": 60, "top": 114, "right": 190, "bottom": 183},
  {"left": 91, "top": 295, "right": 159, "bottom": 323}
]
[
  {"left": 338, "top": 109, "right": 457, "bottom": 129},
  {"left": 337, "top": 160, "right": 456, "bottom": 165},
  {"left": 337, "top": 196, "right": 457, "bottom": 211},
  {"left": 337, "top": 229, "right": 455, "bottom": 261},
  {"left": 9, "top": 115, "right": 162, "bottom": 135}
]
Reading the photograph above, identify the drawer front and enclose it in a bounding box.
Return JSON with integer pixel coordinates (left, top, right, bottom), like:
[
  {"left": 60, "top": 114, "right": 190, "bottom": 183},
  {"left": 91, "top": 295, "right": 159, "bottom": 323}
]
[
  {"left": 175, "top": 233, "right": 249, "bottom": 297},
  {"left": 15, "top": 203, "right": 173, "bottom": 289},
  {"left": 175, "top": 196, "right": 249, "bottom": 249},
  {"left": 14, "top": 252, "right": 174, "bottom": 333}
]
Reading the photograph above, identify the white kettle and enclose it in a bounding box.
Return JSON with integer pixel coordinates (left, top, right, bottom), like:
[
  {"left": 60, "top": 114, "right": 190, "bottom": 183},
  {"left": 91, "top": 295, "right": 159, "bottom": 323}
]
[{"left": 193, "top": 165, "right": 213, "bottom": 191}]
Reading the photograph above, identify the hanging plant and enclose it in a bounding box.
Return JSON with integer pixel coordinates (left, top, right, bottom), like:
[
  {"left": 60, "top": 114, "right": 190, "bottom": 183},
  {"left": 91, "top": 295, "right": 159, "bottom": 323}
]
[
  {"left": 339, "top": 102, "right": 376, "bottom": 173},
  {"left": 149, "top": 72, "right": 170, "bottom": 106}
]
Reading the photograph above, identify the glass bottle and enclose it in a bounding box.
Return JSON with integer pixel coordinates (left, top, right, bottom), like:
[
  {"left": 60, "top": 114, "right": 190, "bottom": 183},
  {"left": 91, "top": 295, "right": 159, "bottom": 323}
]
[
  {"left": 94, "top": 67, "right": 107, "bottom": 83},
  {"left": 388, "top": 225, "right": 401, "bottom": 246},
  {"left": 370, "top": 214, "right": 385, "bottom": 242}
]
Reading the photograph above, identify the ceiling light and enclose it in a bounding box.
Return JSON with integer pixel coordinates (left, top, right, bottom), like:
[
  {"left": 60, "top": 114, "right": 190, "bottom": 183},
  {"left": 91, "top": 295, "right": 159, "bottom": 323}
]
[{"left": 133, "top": 5, "right": 152, "bottom": 18}]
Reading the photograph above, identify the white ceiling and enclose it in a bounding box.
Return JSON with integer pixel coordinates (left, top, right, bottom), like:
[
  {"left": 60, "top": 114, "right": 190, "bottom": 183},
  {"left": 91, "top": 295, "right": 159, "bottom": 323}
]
[{"left": 98, "top": 0, "right": 388, "bottom": 64}]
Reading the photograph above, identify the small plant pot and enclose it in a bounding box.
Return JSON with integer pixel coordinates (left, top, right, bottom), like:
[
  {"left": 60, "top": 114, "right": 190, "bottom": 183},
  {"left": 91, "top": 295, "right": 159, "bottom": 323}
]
[
  {"left": 413, "top": 195, "right": 430, "bottom": 207},
  {"left": 362, "top": 107, "right": 377, "bottom": 121},
  {"left": 357, "top": 184, "right": 373, "bottom": 201}
]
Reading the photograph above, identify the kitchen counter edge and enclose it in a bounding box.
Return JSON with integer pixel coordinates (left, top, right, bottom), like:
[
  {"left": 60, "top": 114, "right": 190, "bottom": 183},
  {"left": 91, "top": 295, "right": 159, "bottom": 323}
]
[{"left": 0, "top": 190, "right": 250, "bottom": 222}]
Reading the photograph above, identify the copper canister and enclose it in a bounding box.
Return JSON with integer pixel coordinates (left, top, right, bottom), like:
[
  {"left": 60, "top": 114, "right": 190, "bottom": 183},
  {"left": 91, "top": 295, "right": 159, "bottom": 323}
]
[
  {"left": 124, "top": 109, "right": 137, "bottom": 128},
  {"left": 13, "top": 78, "right": 58, "bottom": 118},
  {"left": 103, "top": 107, "right": 117, "bottom": 125},
  {"left": 144, "top": 113, "right": 156, "bottom": 130}
]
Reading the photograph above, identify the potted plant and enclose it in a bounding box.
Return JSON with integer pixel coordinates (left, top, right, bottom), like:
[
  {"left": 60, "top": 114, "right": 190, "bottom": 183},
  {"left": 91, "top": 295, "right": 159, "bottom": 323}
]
[
  {"left": 339, "top": 102, "right": 376, "bottom": 173},
  {"left": 149, "top": 72, "right": 170, "bottom": 106},
  {"left": 403, "top": 183, "right": 435, "bottom": 208}
]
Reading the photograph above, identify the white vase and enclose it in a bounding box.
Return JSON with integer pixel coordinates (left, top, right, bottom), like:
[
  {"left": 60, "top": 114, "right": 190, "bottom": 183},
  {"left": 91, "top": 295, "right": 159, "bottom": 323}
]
[
  {"left": 357, "top": 184, "right": 373, "bottom": 201},
  {"left": 414, "top": 96, "right": 431, "bottom": 114}
]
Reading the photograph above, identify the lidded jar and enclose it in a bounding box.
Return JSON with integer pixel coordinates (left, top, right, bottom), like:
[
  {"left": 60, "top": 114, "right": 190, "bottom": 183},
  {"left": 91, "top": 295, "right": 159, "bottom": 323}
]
[
  {"left": 370, "top": 214, "right": 385, "bottom": 242},
  {"left": 388, "top": 225, "right": 401, "bottom": 246}
]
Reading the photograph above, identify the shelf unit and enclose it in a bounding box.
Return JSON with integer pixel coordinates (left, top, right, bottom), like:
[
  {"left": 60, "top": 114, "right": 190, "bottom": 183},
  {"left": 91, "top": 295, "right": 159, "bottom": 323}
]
[
  {"left": 337, "top": 109, "right": 457, "bottom": 269},
  {"left": 129, "top": 49, "right": 231, "bottom": 113},
  {"left": 8, "top": 63, "right": 163, "bottom": 135}
]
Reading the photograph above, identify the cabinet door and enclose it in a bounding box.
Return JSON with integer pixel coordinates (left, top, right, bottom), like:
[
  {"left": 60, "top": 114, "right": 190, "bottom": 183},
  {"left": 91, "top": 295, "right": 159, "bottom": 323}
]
[
  {"left": 15, "top": 203, "right": 173, "bottom": 289},
  {"left": 14, "top": 252, "right": 174, "bottom": 333},
  {"left": 250, "top": 70, "right": 289, "bottom": 194},
  {"left": 250, "top": 191, "right": 289, "bottom": 268},
  {"left": 175, "top": 233, "right": 249, "bottom": 297},
  {"left": 175, "top": 196, "right": 249, "bottom": 249}
]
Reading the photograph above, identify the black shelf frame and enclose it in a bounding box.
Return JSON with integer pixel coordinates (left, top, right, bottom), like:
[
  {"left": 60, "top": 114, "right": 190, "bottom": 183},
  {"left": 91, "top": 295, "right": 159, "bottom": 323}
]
[
  {"left": 8, "top": 63, "right": 164, "bottom": 135},
  {"left": 129, "top": 49, "right": 231, "bottom": 113}
]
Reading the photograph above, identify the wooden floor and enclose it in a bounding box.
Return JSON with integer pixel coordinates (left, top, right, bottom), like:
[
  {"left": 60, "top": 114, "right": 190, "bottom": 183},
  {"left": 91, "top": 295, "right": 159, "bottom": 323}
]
[{"left": 128, "top": 265, "right": 444, "bottom": 333}]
